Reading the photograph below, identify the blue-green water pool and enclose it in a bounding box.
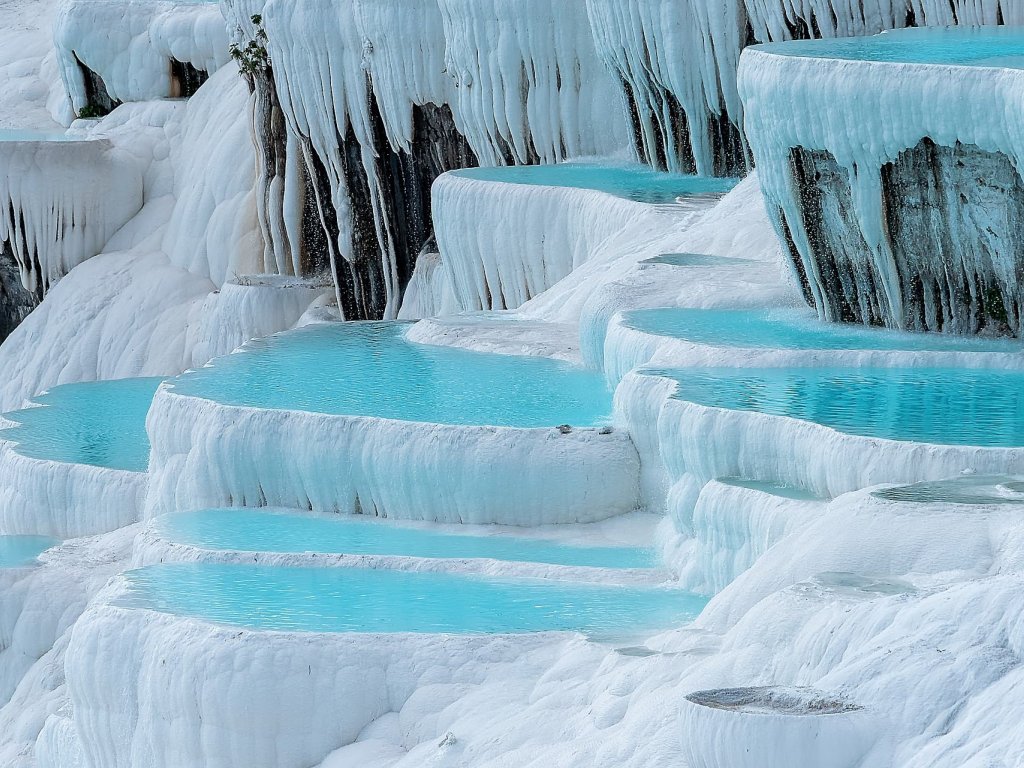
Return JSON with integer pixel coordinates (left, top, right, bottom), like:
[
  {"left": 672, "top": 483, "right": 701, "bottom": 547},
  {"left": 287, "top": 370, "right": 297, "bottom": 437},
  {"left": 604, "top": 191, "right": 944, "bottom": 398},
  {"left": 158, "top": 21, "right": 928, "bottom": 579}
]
[
  {"left": 452, "top": 163, "right": 737, "bottom": 204},
  {"left": 170, "top": 322, "right": 613, "bottom": 427},
  {"left": 655, "top": 366, "right": 1024, "bottom": 447},
  {"left": 1, "top": 378, "right": 163, "bottom": 471},
  {"left": 756, "top": 27, "right": 1024, "bottom": 68},
  {"left": 0, "top": 535, "right": 58, "bottom": 567},
  {"left": 158, "top": 509, "right": 656, "bottom": 569},
  {"left": 121, "top": 563, "right": 706, "bottom": 634},
  {"left": 640, "top": 253, "right": 751, "bottom": 267},
  {"left": 623, "top": 308, "right": 1024, "bottom": 352},
  {"left": 0, "top": 130, "right": 72, "bottom": 141}
]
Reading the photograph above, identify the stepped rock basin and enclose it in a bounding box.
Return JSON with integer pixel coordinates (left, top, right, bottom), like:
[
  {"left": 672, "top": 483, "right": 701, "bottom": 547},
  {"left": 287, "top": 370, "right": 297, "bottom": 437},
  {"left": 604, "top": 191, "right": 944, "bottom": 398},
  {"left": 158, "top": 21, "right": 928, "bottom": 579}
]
[
  {"left": 117, "top": 563, "right": 704, "bottom": 634},
  {"left": 428, "top": 164, "right": 734, "bottom": 313},
  {"left": 604, "top": 307, "right": 1024, "bottom": 385},
  {"left": 146, "top": 322, "right": 641, "bottom": 524},
  {"left": 623, "top": 308, "right": 1024, "bottom": 353},
  {"left": 68, "top": 565, "right": 702, "bottom": 768},
  {"left": 451, "top": 163, "right": 737, "bottom": 204},
  {"left": 147, "top": 508, "right": 657, "bottom": 579},
  {"left": 756, "top": 27, "right": 1024, "bottom": 67},
  {"left": 641, "top": 366, "right": 1024, "bottom": 499},
  {"left": 0, "top": 378, "right": 162, "bottom": 537},
  {"left": 679, "top": 686, "right": 877, "bottom": 768},
  {"left": 742, "top": 27, "right": 1024, "bottom": 336},
  {"left": 0, "top": 535, "right": 57, "bottom": 568}
]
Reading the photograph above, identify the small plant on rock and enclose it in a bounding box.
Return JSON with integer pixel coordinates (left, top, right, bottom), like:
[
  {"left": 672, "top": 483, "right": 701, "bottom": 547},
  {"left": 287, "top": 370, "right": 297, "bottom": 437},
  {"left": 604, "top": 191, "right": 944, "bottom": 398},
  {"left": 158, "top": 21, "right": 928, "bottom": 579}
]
[{"left": 230, "top": 14, "right": 271, "bottom": 79}]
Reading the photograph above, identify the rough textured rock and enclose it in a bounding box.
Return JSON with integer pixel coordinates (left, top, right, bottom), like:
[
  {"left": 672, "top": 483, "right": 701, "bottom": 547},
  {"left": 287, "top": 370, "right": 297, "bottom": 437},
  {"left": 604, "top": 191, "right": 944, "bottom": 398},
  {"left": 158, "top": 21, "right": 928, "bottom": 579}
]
[
  {"left": 784, "top": 141, "right": 1024, "bottom": 335},
  {"left": 0, "top": 242, "right": 41, "bottom": 343}
]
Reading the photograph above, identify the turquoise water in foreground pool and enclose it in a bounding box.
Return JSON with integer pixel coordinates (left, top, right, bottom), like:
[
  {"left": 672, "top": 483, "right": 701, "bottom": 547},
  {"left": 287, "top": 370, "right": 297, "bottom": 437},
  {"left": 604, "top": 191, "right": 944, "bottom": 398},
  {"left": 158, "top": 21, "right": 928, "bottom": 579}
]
[
  {"left": 171, "top": 322, "right": 613, "bottom": 427},
  {"left": 1, "top": 378, "right": 163, "bottom": 471},
  {"left": 121, "top": 564, "right": 706, "bottom": 634},
  {"left": 757, "top": 27, "right": 1024, "bottom": 68},
  {"left": 159, "top": 509, "right": 656, "bottom": 569},
  {"left": 0, "top": 535, "right": 58, "bottom": 567},
  {"left": 623, "top": 308, "right": 1024, "bottom": 352},
  {"left": 874, "top": 476, "right": 1024, "bottom": 505},
  {"left": 654, "top": 367, "right": 1024, "bottom": 447},
  {"left": 452, "top": 164, "right": 737, "bottom": 204}
]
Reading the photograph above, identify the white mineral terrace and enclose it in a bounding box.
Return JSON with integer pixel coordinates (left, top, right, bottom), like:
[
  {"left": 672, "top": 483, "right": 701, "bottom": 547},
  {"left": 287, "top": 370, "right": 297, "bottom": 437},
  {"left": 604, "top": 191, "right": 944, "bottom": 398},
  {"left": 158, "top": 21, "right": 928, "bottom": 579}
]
[{"left": 1, "top": 1, "right": 1024, "bottom": 766}]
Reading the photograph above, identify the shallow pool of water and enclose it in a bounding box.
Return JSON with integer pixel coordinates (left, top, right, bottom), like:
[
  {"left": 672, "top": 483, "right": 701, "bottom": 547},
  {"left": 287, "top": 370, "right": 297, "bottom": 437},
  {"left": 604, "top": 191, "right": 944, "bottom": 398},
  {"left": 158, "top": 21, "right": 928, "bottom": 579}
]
[
  {"left": 623, "top": 308, "right": 1024, "bottom": 352},
  {"left": 874, "top": 475, "right": 1024, "bottom": 505},
  {"left": 639, "top": 253, "right": 750, "bottom": 267},
  {"left": 0, "top": 535, "right": 58, "bottom": 567},
  {"left": 121, "top": 563, "right": 706, "bottom": 634},
  {"left": 756, "top": 27, "right": 1024, "bottom": 68},
  {"left": 0, "top": 129, "right": 73, "bottom": 141},
  {"left": 170, "top": 322, "right": 613, "bottom": 427},
  {"left": 1, "top": 378, "right": 163, "bottom": 471},
  {"left": 452, "top": 163, "right": 737, "bottom": 204},
  {"left": 656, "top": 366, "right": 1024, "bottom": 447},
  {"left": 717, "top": 477, "right": 824, "bottom": 501},
  {"left": 159, "top": 509, "right": 656, "bottom": 568}
]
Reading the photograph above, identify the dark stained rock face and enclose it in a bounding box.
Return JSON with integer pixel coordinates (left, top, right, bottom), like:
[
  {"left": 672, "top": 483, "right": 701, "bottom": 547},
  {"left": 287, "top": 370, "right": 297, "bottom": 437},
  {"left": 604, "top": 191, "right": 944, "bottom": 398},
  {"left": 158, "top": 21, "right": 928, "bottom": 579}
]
[{"left": 782, "top": 140, "right": 1024, "bottom": 336}]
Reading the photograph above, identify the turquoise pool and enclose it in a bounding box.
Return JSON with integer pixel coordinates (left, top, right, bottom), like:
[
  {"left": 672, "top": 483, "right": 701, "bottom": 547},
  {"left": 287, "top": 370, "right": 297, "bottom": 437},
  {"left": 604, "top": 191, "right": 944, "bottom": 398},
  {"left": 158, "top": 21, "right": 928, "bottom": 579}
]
[
  {"left": 717, "top": 477, "right": 823, "bottom": 501},
  {"left": 0, "top": 535, "right": 57, "bottom": 567},
  {"left": 656, "top": 366, "right": 1024, "bottom": 447},
  {"left": 623, "top": 308, "right": 1024, "bottom": 352},
  {"left": 756, "top": 27, "right": 1024, "bottom": 68},
  {"left": 452, "top": 164, "right": 737, "bottom": 204},
  {"left": 1, "top": 378, "right": 163, "bottom": 471},
  {"left": 0, "top": 130, "right": 73, "bottom": 141},
  {"left": 170, "top": 322, "right": 613, "bottom": 427},
  {"left": 121, "top": 564, "right": 706, "bottom": 634},
  {"left": 874, "top": 476, "right": 1024, "bottom": 505},
  {"left": 159, "top": 509, "right": 656, "bottom": 569},
  {"left": 640, "top": 253, "right": 750, "bottom": 267}
]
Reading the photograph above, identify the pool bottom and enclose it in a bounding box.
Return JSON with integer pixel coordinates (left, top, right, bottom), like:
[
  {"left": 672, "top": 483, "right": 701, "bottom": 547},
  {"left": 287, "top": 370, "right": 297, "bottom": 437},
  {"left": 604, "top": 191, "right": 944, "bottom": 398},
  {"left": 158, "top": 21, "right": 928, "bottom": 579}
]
[{"left": 120, "top": 563, "right": 706, "bottom": 635}]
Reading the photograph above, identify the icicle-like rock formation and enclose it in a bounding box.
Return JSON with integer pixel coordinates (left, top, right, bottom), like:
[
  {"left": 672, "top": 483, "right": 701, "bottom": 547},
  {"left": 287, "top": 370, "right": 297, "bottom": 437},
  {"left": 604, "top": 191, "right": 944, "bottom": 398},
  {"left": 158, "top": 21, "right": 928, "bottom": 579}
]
[
  {"left": 588, "top": 0, "right": 1021, "bottom": 178},
  {"left": 428, "top": 171, "right": 666, "bottom": 313},
  {"left": 585, "top": 0, "right": 749, "bottom": 177},
  {"left": 224, "top": 0, "right": 633, "bottom": 319},
  {"left": 741, "top": 28, "right": 1024, "bottom": 335},
  {"left": 0, "top": 136, "right": 144, "bottom": 297},
  {"left": 439, "top": 0, "right": 628, "bottom": 165},
  {"left": 55, "top": 0, "right": 230, "bottom": 116}
]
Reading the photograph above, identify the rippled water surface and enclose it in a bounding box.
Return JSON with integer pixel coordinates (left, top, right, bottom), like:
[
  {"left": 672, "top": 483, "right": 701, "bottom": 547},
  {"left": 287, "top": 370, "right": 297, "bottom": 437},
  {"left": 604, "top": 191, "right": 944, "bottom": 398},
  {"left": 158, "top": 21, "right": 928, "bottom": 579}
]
[
  {"left": 171, "top": 322, "right": 613, "bottom": 427},
  {"left": 1, "top": 378, "right": 163, "bottom": 471},
  {"left": 122, "top": 563, "right": 707, "bottom": 634},
  {"left": 656, "top": 367, "right": 1024, "bottom": 447}
]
